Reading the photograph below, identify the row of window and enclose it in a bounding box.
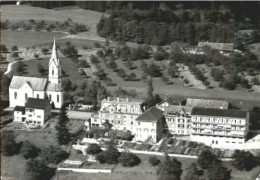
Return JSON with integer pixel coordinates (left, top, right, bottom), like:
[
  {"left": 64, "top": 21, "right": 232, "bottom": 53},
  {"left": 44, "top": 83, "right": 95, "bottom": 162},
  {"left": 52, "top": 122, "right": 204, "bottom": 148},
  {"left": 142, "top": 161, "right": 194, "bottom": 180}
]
[
  {"left": 14, "top": 92, "right": 60, "bottom": 103},
  {"left": 194, "top": 117, "right": 245, "bottom": 125}
]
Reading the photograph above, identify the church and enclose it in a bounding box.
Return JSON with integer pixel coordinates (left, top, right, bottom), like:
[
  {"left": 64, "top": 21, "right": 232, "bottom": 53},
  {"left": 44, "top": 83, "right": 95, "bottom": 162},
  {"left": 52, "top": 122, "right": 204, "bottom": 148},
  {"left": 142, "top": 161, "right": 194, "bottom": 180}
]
[{"left": 9, "top": 38, "right": 63, "bottom": 109}]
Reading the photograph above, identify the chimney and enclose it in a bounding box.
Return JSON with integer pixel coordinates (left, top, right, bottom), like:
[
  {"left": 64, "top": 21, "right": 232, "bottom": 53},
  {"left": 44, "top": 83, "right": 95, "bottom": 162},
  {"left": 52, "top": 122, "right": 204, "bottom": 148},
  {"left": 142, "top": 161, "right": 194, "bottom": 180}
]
[
  {"left": 126, "top": 97, "right": 129, "bottom": 102},
  {"left": 107, "top": 97, "right": 110, "bottom": 101},
  {"left": 117, "top": 97, "right": 119, "bottom": 102}
]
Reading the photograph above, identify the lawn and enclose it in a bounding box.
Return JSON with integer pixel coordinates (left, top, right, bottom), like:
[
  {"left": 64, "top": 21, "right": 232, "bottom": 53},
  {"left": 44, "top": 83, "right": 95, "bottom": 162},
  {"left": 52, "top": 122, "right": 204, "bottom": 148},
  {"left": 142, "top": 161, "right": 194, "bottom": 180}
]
[
  {"left": 19, "top": 57, "right": 86, "bottom": 84},
  {"left": 2, "top": 5, "right": 103, "bottom": 26},
  {"left": 1, "top": 155, "right": 28, "bottom": 180},
  {"left": 54, "top": 171, "right": 157, "bottom": 180},
  {"left": 2, "top": 30, "right": 66, "bottom": 48}
]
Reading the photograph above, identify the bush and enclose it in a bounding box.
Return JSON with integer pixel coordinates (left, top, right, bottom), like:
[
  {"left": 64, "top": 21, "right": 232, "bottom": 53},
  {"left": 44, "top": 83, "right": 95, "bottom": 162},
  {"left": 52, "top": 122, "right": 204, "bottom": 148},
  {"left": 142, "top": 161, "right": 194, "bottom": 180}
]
[
  {"left": 11, "top": 45, "right": 18, "bottom": 51},
  {"left": 232, "top": 150, "right": 257, "bottom": 171},
  {"left": 26, "top": 159, "right": 55, "bottom": 180},
  {"left": 41, "top": 146, "right": 69, "bottom": 164},
  {"left": 2, "top": 131, "right": 21, "bottom": 156},
  {"left": 198, "top": 150, "right": 220, "bottom": 169},
  {"left": 118, "top": 152, "right": 141, "bottom": 167},
  {"left": 20, "top": 140, "right": 40, "bottom": 159},
  {"left": 94, "top": 42, "right": 102, "bottom": 48},
  {"left": 86, "top": 144, "right": 102, "bottom": 155},
  {"left": 95, "top": 145, "right": 120, "bottom": 164},
  {"left": 149, "top": 155, "right": 161, "bottom": 166}
]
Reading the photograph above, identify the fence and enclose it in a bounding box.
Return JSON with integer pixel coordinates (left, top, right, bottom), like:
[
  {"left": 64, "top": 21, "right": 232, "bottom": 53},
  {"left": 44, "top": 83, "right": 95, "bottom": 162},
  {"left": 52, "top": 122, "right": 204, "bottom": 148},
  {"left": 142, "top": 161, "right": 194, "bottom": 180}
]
[{"left": 57, "top": 167, "right": 112, "bottom": 173}]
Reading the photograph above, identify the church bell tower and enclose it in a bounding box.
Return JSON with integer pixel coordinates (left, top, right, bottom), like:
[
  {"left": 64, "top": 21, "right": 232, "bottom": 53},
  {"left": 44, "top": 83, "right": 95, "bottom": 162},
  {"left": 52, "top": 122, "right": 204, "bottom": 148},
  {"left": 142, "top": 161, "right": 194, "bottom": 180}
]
[{"left": 48, "top": 37, "right": 61, "bottom": 85}]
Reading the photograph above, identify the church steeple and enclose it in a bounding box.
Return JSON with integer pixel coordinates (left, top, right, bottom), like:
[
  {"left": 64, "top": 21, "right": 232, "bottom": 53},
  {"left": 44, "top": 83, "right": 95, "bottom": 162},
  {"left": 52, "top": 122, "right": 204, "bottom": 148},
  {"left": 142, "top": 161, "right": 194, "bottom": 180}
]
[{"left": 49, "top": 37, "right": 61, "bottom": 85}]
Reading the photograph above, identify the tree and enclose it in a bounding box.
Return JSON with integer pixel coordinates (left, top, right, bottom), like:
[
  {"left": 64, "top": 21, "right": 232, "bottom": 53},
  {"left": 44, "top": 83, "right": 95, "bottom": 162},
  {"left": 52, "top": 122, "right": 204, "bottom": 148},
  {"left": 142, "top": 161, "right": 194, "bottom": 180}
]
[
  {"left": 118, "top": 152, "right": 141, "bottom": 167},
  {"left": 41, "top": 48, "right": 49, "bottom": 54},
  {"left": 26, "top": 159, "right": 55, "bottom": 180},
  {"left": 232, "top": 150, "right": 257, "bottom": 171},
  {"left": 86, "top": 144, "right": 102, "bottom": 155},
  {"left": 11, "top": 52, "right": 19, "bottom": 59},
  {"left": 184, "top": 163, "right": 202, "bottom": 180},
  {"left": 149, "top": 155, "right": 161, "bottom": 166},
  {"left": 2, "top": 130, "right": 21, "bottom": 156},
  {"left": 145, "top": 63, "right": 162, "bottom": 77},
  {"left": 37, "top": 63, "right": 45, "bottom": 74},
  {"left": 154, "top": 47, "right": 169, "bottom": 61},
  {"left": 56, "top": 105, "right": 71, "bottom": 145},
  {"left": 62, "top": 79, "right": 72, "bottom": 92},
  {"left": 20, "top": 140, "right": 40, "bottom": 159},
  {"left": 41, "top": 145, "right": 69, "bottom": 164},
  {"left": 2, "top": 75, "right": 11, "bottom": 96},
  {"left": 207, "top": 161, "right": 231, "bottom": 180},
  {"left": 145, "top": 76, "right": 154, "bottom": 108},
  {"left": 95, "top": 145, "right": 121, "bottom": 164},
  {"left": 11, "top": 45, "right": 18, "bottom": 51},
  {"left": 198, "top": 150, "right": 220, "bottom": 169},
  {"left": 102, "top": 119, "right": 113, "bottom": 129},
  {"left": 157, "top": 153, "right": 183, "bottom": 180}
]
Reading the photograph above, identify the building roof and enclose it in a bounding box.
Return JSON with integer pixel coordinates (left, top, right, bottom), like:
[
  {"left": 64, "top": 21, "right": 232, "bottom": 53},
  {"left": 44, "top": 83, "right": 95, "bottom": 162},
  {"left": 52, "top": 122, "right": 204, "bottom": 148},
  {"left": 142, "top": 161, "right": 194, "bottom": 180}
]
[
  {"left": 136, "top": 107, "right": 163, "bottom": 122},
  {"left": 14, "top": 106, "right": 25, "bottom": 112},
  {"left": 198, "top": 42, "right": 234, "bottom": 51},
  {"left": 186, "top": 98, "right": 229, "bottom": 109},
  {"left": 25, "top": 98, "right": 50, "bottom": 109},
  {"left": 102, "top": 97, "right": 144, "bottom": 105},
  {"left": 157, "top": 96, "right": 182, "bottom": 106},
  {"left": 191, "top": 107, "right": 248, "bottom": 119},
  {"left": 46, "top": 83, "right": 62, "bottom": 91},
  {"left": 9, "top": 76, "right": 48, "bottom": 91},
  {"left": 164, "top": 105, "right": 192, "bottom": 115}
]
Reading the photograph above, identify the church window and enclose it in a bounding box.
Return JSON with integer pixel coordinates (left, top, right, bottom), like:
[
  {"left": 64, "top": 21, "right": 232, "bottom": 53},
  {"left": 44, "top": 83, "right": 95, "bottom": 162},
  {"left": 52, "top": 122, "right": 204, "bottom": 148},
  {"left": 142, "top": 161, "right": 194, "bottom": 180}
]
[
  {"left": 14, "top": 92, "right": 17, "bottom": 99},
  {"left": 52, "top": 68, "right": 54, "bottom": 75},
  {"left": 37, "top": 94, "right": 39, "bottom": 99},
  {"left": 25, "top": 93, "right": 28, "bottom": 100},
  {"left": 49, "top": 95, "right": 52, "bottom": 101},
  {"left": 57, "top": 95, "right": 59, "bottom": 103}
]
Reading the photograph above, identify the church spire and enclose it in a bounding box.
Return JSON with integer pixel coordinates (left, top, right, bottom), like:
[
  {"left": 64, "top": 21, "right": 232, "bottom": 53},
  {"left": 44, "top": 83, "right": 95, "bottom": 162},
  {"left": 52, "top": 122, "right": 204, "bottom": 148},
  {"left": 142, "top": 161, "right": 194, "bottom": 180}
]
[
  {"left": 50, "top": 37, "right": 60, "bottom": 66},
  {"left": 49, "top": 37, "right": 61, "bottom": 86}
]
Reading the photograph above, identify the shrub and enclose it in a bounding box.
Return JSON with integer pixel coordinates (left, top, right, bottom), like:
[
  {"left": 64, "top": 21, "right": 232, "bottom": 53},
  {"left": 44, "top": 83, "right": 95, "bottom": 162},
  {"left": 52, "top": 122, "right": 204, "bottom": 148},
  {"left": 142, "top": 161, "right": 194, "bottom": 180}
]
[
  {"left": 20, "top": 141, "right": 40, "bottom": 159},
  {"left": 26, "top": 159, "right": 55, "bottom": 180},
  {"left": 95, "top": 145, "right": 120, "bottom": 164},
  {"left": 149, "top": 155, "right": 161, "bottom": 166},
  {"left": 198, "top": 150, "right": 220, "bottom": 169},
  {"left": 94, "top": 42, "right": 102, "bottom": 48},
  {"left": 232, "top": 150, "right": 257, "bottom": 171},
  {"left": 118, "top": 152, "right": 141, "bottom": 167},
  {"left": 86, "top": 144, "right": 102, "bottom": 155},
  {"left": 41, "top": 146, "right": 69, "bottom": 164},
  {"left": 2, "top": 131, "right": 21, "bottom": 156}
]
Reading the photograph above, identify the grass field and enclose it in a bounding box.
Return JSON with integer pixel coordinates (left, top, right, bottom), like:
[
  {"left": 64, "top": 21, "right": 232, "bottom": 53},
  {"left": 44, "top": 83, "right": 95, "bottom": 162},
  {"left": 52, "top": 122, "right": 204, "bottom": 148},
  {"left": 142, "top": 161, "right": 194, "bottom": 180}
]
[{"left": 19, "top": 57, "right": 85, "bottom": 84}]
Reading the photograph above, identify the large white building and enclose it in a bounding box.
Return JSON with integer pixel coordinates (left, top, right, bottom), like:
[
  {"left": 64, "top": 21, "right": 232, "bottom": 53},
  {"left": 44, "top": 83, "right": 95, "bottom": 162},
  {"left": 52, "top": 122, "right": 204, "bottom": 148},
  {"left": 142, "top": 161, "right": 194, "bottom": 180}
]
[
  {"left": 190, "top": 107, "right": 249, "bottom": 149},
  {"left": 93, "top": 97, "right": 144, "bottom": 131},
  {"left": 9, "top": 39, "right": 63, "bottom": 109}
]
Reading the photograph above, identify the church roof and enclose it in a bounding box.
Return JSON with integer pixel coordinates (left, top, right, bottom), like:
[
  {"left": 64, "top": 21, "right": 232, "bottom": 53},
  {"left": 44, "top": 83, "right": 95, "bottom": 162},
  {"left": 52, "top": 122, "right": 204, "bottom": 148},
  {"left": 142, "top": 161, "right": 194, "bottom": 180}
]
[
  {"left": 25, "top": 98, "right": 50, "bottom": 109},
  {"left": 46, "top": 83, "right": 62, "bottom": 92},
  {"left": 9, "top": 76, "right": 48, "bottom": 91}
]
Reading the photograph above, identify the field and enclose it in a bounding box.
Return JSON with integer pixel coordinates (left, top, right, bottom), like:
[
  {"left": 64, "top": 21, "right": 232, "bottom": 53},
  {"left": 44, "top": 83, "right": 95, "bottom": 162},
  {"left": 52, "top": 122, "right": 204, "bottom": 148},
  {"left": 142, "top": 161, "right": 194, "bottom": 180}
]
[{"left": 16, "top": 57, "right": 85, "bottom": 84}]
